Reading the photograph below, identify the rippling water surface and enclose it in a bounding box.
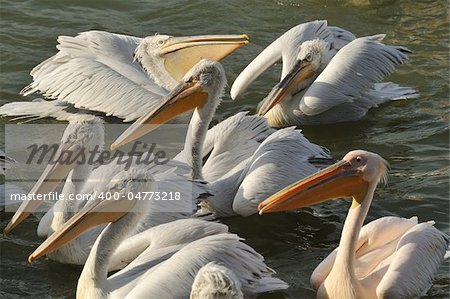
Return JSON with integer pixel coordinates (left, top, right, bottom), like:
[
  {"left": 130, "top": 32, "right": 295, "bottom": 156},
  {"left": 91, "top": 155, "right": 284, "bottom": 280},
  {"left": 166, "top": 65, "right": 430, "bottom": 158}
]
[{"left": 0, "top": 0, "right": 448, "bottom": 298}]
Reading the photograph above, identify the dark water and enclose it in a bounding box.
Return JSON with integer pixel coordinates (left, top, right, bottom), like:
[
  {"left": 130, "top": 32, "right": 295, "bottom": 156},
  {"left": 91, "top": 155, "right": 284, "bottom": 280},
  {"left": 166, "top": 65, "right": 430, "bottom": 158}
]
[{"left": 0, "top": 0, "right": 449, "bottom": 298}]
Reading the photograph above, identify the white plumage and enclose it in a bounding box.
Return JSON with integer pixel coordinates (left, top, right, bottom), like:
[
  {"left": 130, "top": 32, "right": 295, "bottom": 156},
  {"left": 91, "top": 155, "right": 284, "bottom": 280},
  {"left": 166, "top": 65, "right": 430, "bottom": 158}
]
[
  {"left": 1, "top": 31, "right": 248, "bottom": 122},
  {"left": 3, "top": 112, "right": 204, "bottom": 266},
  {"left": 258, "top": 150, "right": 449, "bottom": 299},
  {"left": 190, "top": 262, "right": 244, "bottom": 299},
  {"left": 112, "top": 59, "right": 334, "bottom": 218},
  {"left": 28, "top": 167, "right": 288, "bottom": 299},
  {"left": 231, "top": 20, "right": 418, "bottom": 127}
]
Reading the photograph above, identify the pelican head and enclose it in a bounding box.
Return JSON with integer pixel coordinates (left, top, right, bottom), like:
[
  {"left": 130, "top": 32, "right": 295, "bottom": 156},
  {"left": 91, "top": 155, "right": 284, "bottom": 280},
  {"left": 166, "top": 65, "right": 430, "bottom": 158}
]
[
  {"left": 3, "top": 115, "right": 104, "bottom": 235},
  {"left": 111, "top": 59, "right": 226, "bottom": 150},
  {"left": 135, "top": 34, "right": 248, "bottom": 89},
  {"left": 257, "top": 39, "right": 330, "bottom": 116},
  {"left": 28, "top": 167, "right": 153, "bottom": 263},
  {"left": 258, "top": 150, "right": 388, "bottom": 214},
  {"left": 190, "top": 262, "right": 244, "bottom": 299}
]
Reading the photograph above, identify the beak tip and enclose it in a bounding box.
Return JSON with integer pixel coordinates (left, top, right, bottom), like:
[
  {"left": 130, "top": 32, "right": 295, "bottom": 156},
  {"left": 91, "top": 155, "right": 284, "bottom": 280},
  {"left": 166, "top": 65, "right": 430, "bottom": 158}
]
[
  {"left": 110, "top": 143, "right": 117, "bottom": 151},
  {"left": 3, "top": 223, "right": 12, "bottom": 236},
  {"left": 28, "top": 255, "right": 35, "bottom": 264},
  {"left": 257, "top": 203, "right": 265, "bottom": 215}
]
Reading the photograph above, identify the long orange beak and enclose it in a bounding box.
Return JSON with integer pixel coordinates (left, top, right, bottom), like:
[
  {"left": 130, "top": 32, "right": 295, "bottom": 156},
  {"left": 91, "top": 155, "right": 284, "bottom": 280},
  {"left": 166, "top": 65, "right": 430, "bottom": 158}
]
[
  {"left": 161, "top": 34, "right": 249, "bottom": 81},
  {"left": 257, "top": 59, "right": 315, "bottom": 116},
  {"left": 258, "top": 160, "right": 369, "bottom": 214},
  {"left": 28, "top": 189, "right": 134, "bottom": 263},
  {"left": 111, "top": 80, "right": 208, "bottom": 150},
  {"left": 3, "top": 142, "right": 84, "bottom": 235}
]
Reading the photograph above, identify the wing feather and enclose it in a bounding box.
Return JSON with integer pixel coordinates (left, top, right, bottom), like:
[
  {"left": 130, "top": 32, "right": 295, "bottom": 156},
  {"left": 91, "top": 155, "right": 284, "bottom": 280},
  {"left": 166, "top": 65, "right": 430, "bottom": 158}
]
[
  {"left": 21, "top": 31, "right": 168, "bottom": 122},
  {"left": 121, "top": 233, "right": 287, "bottom": 298},
  {"left": 311, "top": 216, "right": 419, "bottom": 290},
  {"left": 376, "top": 223, "right": 449, "bottom": 298},
  {"left": 233, "top": 127, "right": 332, "bottom": 216},
  {"left": 200, "top": 112, "right": 274, "bottom": 182},
  {"left": 301, "top": 35, "right": 411, "bottom": 116}
]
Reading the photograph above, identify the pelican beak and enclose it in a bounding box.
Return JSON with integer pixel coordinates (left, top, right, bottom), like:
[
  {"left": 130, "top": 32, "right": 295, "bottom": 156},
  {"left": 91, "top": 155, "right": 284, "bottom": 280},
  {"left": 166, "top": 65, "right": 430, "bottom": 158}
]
[
  {"left": 28, "top": 189, "right": 134, "bottom": 263},
  {"left": 3, "top": 143, "right": 83, "bottom": 235},
  {"left": 162, "top": 34, "right": 249, "bottom": 81},
  {"left": 111, "top": 80, "right": 208, "bottom": 150},
  {"left": 258, "top": 160, "right": 369, "bottom": 214},
  {"left": 257, "top": 59, "right": 315, "bottom": 116}
]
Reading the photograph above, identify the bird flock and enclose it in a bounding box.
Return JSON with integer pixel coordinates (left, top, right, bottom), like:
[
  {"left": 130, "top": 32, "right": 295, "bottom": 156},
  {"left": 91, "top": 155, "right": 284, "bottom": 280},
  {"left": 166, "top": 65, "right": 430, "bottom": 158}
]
[{"left": 1, "top": 20, "right": 448, "bottom": 299}]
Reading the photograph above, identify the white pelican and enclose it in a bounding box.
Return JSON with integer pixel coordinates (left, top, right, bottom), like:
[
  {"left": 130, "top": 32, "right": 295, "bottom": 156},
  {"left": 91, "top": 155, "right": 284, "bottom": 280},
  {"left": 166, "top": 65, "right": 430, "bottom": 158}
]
[
  {"left": 231, "top": 20, "right": 418, "bottom": 127},
  {"left": 111, "top": 59, "right": 334, "bottom": 217},
  {"left": 0, "top": 31, "right": 248, "bottom": 122},
  {"left": 28, "top": 167, "right": 288, "bottom": 298},
  {"left": 2, "top": 111, "right": 205, "bottom": 266},
  {"left": 259, "top": 150, "right": 449, "bottom": 299},
  {"left": 190, "top": 262, "right": 244, "bottom": 299}
]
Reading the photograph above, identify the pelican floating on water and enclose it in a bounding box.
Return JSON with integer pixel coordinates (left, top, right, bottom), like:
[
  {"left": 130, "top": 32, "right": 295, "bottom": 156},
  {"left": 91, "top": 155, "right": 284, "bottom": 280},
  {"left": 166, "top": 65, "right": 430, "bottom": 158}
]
[
  {"left": 259, "top": 150, "right": 449, "bottom": 299},
  {"left": 29, "top": 167, "right": 288, "bottom": 298},
  {"left": 2, "top": 111, "right": 205, "bottom": 266},
  {"left": 112, "top": 59, "right": 334, "bottom": 217},
  {"left": 0, "top": 31, "right": 248, "bottom": 122},
  {"left": 231, "top": 20, "right": 418, "bottom": 127}
]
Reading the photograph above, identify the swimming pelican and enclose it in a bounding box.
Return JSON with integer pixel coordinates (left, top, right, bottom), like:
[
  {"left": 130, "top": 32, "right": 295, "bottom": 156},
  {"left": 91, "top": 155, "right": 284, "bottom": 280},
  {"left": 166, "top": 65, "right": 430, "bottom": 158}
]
[
  {"left": 112, "top": 59, "right": 334, "bottom": 217},
  {"left": 2, "top": 111, "right": 205, "bottom": 266},
  {"left": 259, "top": 150, "right": 449, "bottom": 299},
  {"left": 29, "top": 167, "right": 288, "bottom": 298},
  {"left": 0, "top": 31, "right": 248, "bottom": 122},
  {"left": 231, "top": 20, "right": 418, "bottom": 127}
]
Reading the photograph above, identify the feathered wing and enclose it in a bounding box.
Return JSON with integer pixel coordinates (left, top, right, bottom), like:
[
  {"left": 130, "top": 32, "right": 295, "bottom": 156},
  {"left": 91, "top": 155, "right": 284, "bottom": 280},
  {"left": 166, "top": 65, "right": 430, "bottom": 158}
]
[
  {"left": 198, "top": 112, "right": 274, "bottom": 182},
  {"left": 232, "top": 127, "right": 333, "bottom": 216},
  {"left": 311, "top": 216, "right": 419, "bottom": 290},
  {"left": 300, "top": 35, "right": 412, "bottom": 116},
  {"left": 375, "top": 222, "right": 450, "bottom": 299},
  {"left": 19, "top": 31, "right": 168, "bottom": 122},
  {"left": 0, "top": 99, "right": 76, "bottom": 122},
  {"left": 109, "top": 219, "right": 229, "bottom": 271},
  {"left": 112, "top": 233, "right": 287, "bottom": 299},
  {"left": 178, "top": 114, "right": 274, "bottom": 217},
  {"left": 230, "top": 20, "right": 355, "bottom": 99}
]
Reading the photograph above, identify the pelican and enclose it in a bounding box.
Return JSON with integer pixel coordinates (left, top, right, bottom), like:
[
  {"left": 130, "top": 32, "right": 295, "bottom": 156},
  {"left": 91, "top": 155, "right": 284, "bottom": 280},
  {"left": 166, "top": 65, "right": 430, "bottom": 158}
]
[
  {"left": 2, "top": 111, "right": 204, "bottom": 266},
  {"left": 259, "top": 150, "right": 449, "bottom": 299},
  {"left": 111, "top": 59, "right": 334, "bottom": 217},
  {"left": 0, "top": 30, "right": 248, "bottom": 122},
  {"left": 231, "top": 20, "right": 418, "bottom": 127},
  {"left": 28, "top": 167, "right": 288, "bottom": 298}
]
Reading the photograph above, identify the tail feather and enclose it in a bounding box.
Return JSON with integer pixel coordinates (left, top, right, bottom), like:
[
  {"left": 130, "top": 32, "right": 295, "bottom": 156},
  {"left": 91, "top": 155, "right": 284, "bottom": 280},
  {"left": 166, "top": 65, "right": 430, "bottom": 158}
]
[
  {"left": 0, "top": 99, "right": 74, "bottom": 121},
  {"left": 369, "top": 82, "right": 419, "bottom": 105},
  {"left": 250, "top": 276, "right": 289, "bottom": 294}
]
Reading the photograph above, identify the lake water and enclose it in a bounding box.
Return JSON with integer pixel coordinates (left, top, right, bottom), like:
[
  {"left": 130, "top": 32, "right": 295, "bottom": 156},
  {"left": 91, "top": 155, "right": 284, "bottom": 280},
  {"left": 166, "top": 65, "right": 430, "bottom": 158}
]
[{"left": 0, "top": 0, "right": 448, "bottom": 298}]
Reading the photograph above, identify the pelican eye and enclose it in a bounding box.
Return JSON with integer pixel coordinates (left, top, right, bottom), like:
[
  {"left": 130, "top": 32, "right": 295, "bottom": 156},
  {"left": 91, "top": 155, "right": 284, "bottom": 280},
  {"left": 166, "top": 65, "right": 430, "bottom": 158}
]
[
  {"left": 305, "top": 53, "right": 313, "bottom": 62},
  {"left": 157, "top": 39, "right": 166, "bottom": 46},
  {"left": 356, "top": 157, "right": 362, "bottom": 163}
]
